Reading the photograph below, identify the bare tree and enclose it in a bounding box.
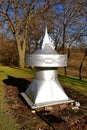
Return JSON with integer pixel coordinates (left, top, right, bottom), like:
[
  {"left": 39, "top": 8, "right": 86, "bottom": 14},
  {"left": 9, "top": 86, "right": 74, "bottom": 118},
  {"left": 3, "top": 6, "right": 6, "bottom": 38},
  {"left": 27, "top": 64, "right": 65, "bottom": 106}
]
[
  {"left": 53, "top": 0, "right": 86, "bottom": 76},
  {"left": 0, "top": 0, "right": 55, "bottom": 68},
  {"left": 79, "top": 44, "right": 87, "bottom": 80},
  {"left": 0, "top": 0, "right": 38, "bottom": 68}
]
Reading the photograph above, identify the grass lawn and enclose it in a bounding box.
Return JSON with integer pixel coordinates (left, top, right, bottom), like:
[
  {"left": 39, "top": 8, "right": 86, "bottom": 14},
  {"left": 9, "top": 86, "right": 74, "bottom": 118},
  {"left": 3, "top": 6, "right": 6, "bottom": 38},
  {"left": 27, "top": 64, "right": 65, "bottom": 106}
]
[
  {"left": 58, "top": 74, "right": 87, "bottom": 96},
  {"left": 0, "top": 66, "right": 87, "bottom": 130}
]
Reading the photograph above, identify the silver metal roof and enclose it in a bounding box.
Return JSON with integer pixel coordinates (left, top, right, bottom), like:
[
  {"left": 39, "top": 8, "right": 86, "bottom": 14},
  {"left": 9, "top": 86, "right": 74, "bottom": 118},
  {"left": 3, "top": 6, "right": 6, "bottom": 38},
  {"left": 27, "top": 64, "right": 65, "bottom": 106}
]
[{"left": 25, "top": 27, "right": 67, "bottom": 67}]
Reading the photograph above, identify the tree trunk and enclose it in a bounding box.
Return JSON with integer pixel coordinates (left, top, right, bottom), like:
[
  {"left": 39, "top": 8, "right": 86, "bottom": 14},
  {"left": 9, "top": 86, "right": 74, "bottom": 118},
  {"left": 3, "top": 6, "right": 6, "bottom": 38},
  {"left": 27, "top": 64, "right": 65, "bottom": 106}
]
[
  {"left": 64, "top": 67, "right": 67, "bottom": 76},
  {"left": 79, "top": 53, "right": 86, "bottom": 80},
  {"left": 62, "top": 24, "right": 67, "bottom": 76},
  {"left": 62, "top": 24, "right": 66, "bottom": 53},
  {"left": 19, "top": 51, "right": 25, "bottom": 68},
  {"left": 17, "top": 41, "right": 26, "bottom": 69}
]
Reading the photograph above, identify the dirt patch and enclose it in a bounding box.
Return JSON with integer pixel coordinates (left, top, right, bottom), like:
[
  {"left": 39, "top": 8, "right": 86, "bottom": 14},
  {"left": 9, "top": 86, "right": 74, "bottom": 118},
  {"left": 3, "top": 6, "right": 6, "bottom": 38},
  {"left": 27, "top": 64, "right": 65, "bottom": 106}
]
[{"left": 4, "top": 79, "right": 87, "bottom": 130}]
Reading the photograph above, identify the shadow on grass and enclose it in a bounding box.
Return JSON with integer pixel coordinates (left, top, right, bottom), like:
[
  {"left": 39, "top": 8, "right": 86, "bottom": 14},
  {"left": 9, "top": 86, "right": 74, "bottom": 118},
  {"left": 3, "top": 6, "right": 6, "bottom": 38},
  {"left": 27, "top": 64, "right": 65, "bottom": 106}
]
[
  {"left": 3, "top": 75, "right": 32, "bottom": 109},
  {"left": 0, "top": 70, "right": 4, "bottom": 73},
  {"left": 3, "top": 75, "right": 31, "bottom": 92}
]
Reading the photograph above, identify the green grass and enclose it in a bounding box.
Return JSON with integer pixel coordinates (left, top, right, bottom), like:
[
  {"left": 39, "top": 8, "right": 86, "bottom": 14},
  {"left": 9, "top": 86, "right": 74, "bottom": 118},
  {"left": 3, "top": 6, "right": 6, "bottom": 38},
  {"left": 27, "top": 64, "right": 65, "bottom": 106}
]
[
  {"left": 0, "top": 66, "right": 34, "bottom": 130},
  {"left": 58, "top": 74, "right": 87, "bottom": 96}
]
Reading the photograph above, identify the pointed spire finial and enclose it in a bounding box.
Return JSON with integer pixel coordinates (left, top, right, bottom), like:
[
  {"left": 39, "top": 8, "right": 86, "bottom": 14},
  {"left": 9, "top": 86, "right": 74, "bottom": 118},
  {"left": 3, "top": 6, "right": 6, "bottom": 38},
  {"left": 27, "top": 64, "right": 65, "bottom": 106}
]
[{"left": 41, "top": 26, "right": 55, "bottom": 50}]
